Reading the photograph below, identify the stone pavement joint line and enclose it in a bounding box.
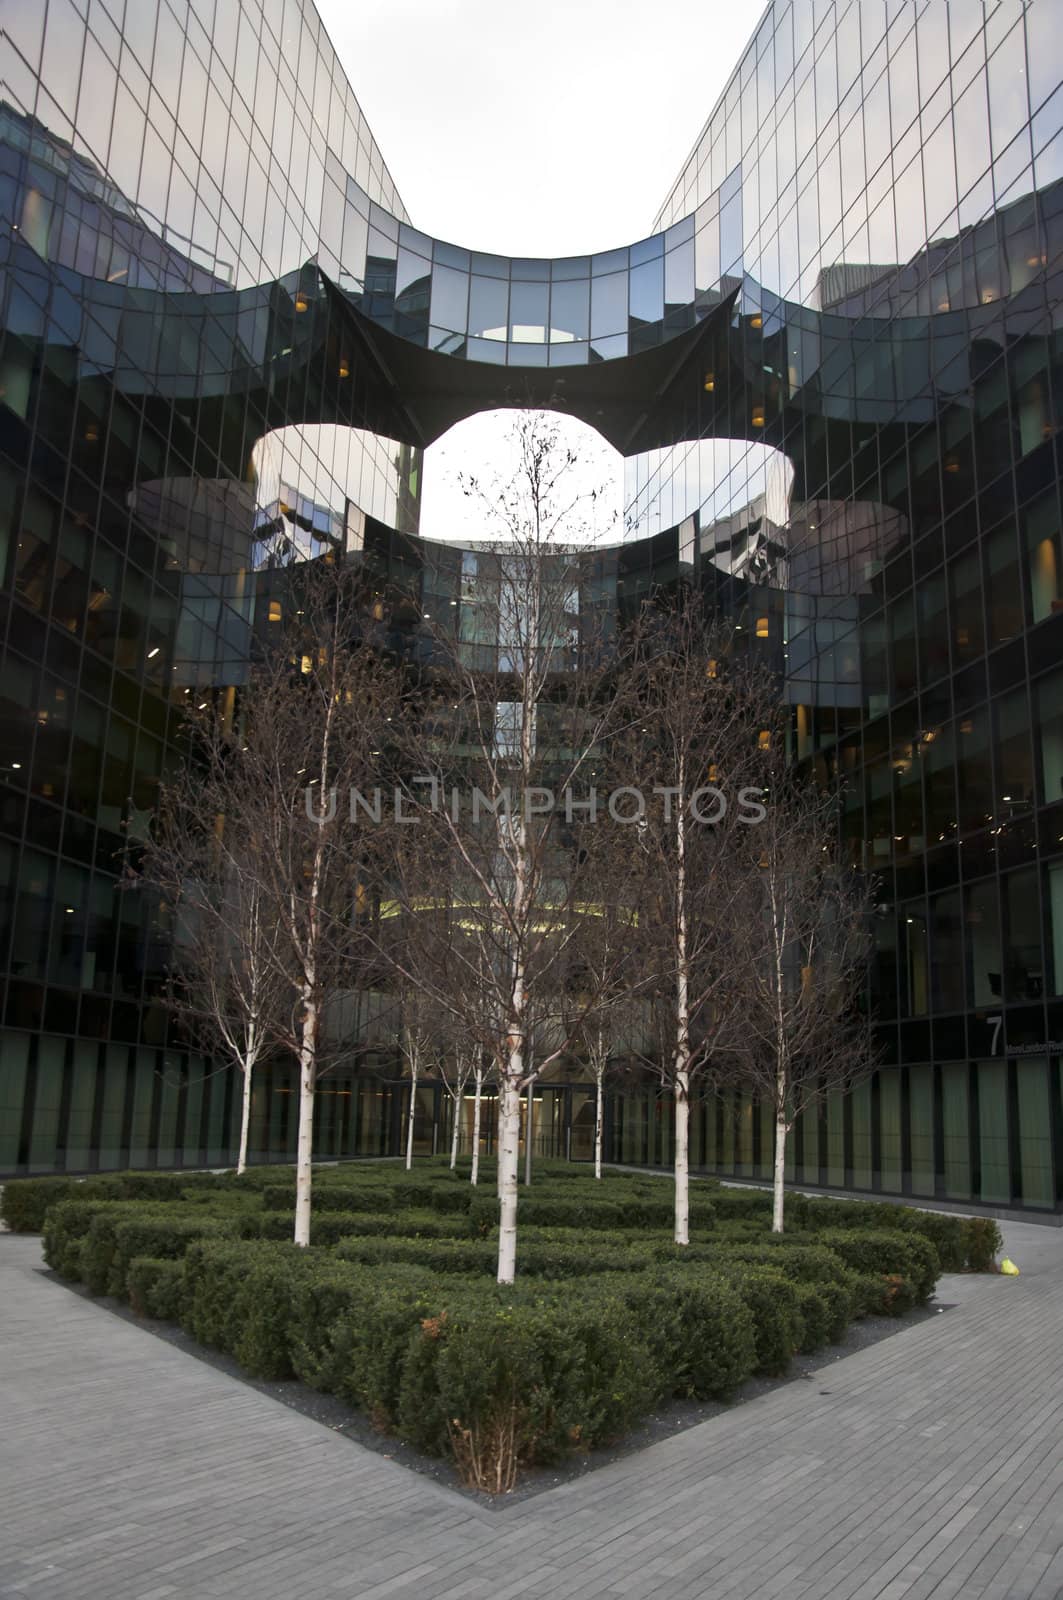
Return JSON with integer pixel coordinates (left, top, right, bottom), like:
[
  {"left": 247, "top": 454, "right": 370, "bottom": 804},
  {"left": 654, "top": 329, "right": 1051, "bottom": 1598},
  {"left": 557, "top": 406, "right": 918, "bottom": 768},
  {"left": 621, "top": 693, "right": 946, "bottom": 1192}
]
[{"left": 1, "top": 1221, "right": 1061, "bottom": 1600}]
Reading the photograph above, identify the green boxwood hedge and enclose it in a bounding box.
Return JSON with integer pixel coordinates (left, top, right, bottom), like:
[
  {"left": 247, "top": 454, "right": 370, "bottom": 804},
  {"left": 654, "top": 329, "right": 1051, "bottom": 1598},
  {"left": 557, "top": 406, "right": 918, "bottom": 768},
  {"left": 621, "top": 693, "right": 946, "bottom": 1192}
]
[
  {"left": 127, "top": 1256, "right": 186, "bottom": 1320},
  {"left": 243, "top": 1208, "right": 470, "bottom": 1246},
  {"left": 3, "top": 1170, "right": 237, "bottom": 1232},
  {"left": 814, "top": 1229, "right": 940, "bottom": 1304},
  {"left": 34, "top": 1177, "right": 981, "bottom": 1490}
]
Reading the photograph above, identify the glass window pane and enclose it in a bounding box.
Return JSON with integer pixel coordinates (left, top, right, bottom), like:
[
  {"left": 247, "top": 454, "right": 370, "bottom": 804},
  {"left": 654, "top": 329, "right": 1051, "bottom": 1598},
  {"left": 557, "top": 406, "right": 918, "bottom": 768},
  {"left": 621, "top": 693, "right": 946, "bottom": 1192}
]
[
  {"left": 880, "top": 1069, "right": 902, "bottom": 1189},
  {"left": 995, "top": 689, "right": 1034, "bottom": 809},
  {"left": 798, "top": 1105, "right": 819, "bottom": 1184},
  {"left": 1018, "top": 1059, "right": 1053, "bottom": 1207},
  {"left": 1036, "top": 670, "right": 1063, "bottom": 804},
  {"left": 978, "top": 1060, "right": 1010, "bottom": 1202},
  {"left": 985, "top": 524, "right": 1024, "bottom": 645},
  {"left": 695, "top": 217, "right": 721, "bottom": 290},
  {"left": 967, "top": 879, "right": 1002, "bottom": 1007},
  {"left": 665, "top": 237, "right": 695, "bottom": 309},
  {"left": 590, "top": 272, "right": 627, "bottom": 339},
  {"left": 1004, "top": 868, "right": 1043, "bottom": 1002},
  {"left": 908, "top": 1063, "right": 934, "bottom": 1194},
  {"left": 629, "top": 257, "right": 663, "bottom": 325},
  {"left": 428, "top": 264, "right": 468, "bottom": 334},
  {"left": 941, "top": 1062, "right": 971, "bottom": 1199},
  {"left": 98, "top": 1044, "right": 129, "bottom": 1171},
  {"left": 395, "top": 248, "right": 430, "bottom": 299},
  {"left": 509, "top": 280, "right": 548, "bottom": 342},
  {"left": 0, "top": 1032, "right": 30, "bottom": 1169},
  {"left": 468, "top": 275, "right": 508, "bottom": 339},
  {"left": 1025, "top": 492, "right": 1062, "bottom": 622},
  {"left": 1048, "top": 861, "right": 1063, "bottom": 997},
  {"left": 63, "top": 1042, "right": 97, "bottom": 1171},
  {"left": 825, "top": 1093, "right": 845, "bottom": 1185},
  {"left": 549, "top": 278, "right": 588, "bottom": 341}
]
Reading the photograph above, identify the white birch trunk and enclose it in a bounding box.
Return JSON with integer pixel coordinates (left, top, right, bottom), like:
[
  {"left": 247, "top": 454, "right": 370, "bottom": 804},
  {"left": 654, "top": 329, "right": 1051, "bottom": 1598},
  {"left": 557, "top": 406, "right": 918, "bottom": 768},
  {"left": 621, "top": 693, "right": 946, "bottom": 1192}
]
[
  {"left": 674, "top": 1067, "right": 690, "bottom": 1245},
  {"left": 471, "top": 1067, "right": 483, "bottom": 1185},
  {"left": 236, "top": 1050, "right": 253, "bottom": 1176},
  {"left": 293, "top": 995, "right": 317, "bottom": 1248},
  {"left": 523, "top": 1075, "right": 536, "bottom": 1186},
  {"left": 449, "top": 1086, "right": 461, "bottom": 1168},
  {"left": 769, "top": 862, "right": 790, "bottom": 1235},
  {"left": 673, "top": 754, "right": 691, "bottom": 1246},
  {"left": 594, "top": 1068, "right": 604, "bottom": 1179},
  {"left": 405, "top": 1057, "right": 418, "bottom": 1170},
  {"left": 497, "top": 1070, "right": 522, "bottom": 1283},
  {"left": 772, "top": 1111, "right": 788, "bottom": 1233}
]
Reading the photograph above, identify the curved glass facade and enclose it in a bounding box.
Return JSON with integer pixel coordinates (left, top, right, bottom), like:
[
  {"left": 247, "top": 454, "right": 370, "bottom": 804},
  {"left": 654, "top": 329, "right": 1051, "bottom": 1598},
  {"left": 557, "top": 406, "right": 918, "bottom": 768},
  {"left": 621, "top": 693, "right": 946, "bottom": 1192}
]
[{"left": 1, "top": 0, "right": 1062, "bottom": 1211}]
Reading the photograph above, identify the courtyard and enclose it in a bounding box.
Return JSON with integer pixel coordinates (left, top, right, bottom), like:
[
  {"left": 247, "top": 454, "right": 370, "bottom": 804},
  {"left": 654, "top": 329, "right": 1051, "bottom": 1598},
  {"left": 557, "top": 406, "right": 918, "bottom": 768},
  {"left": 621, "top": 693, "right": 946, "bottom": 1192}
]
[{"left": 1, "top": 1216, "right": 1060, "bottom": 1600}]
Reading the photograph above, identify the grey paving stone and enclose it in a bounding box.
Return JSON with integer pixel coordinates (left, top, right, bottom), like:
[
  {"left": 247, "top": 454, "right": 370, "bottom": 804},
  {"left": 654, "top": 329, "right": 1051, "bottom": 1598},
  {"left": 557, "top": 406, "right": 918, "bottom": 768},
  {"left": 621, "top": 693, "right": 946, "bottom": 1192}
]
[{"left": 2, "top": 1219, "right": 1062, "bottom": 1599}]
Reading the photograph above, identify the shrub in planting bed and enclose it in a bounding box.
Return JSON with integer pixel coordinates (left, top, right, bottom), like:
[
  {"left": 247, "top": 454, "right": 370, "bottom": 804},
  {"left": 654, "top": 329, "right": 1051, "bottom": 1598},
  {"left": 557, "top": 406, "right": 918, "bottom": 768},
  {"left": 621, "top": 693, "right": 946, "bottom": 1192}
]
[
  {"left": 395, "top": 1278, "right": 664, "bottom": 1488},
  {"left": 42, "top": 1200, "right": 119, "bottom": 1279},
  {"left": 30, "top": 1158, "right": 1003, "bottom": 1490},
  {"left": 243, "top": 1207, "right": 470, "bottom": 1246},
  {"left": 127, "top": 1256, "right": 185, "bottom": 1320},
  {"left": 3, "top": 1170, "right": 237, "bottom": 1232},
  {"left": 813, "top": 1229, "right": 940, "bottom": 1304},
  {"left": 621, "top": 1269, "right": 757, "bottom": 1400}
]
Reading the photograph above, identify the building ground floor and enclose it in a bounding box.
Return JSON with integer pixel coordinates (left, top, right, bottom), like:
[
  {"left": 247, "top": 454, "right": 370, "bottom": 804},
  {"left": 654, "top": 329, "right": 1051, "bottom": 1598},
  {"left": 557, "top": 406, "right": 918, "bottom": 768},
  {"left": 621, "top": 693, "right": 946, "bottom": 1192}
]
[{"left": 3, "top": 1027, "right": 1062, "bottom": 1214}]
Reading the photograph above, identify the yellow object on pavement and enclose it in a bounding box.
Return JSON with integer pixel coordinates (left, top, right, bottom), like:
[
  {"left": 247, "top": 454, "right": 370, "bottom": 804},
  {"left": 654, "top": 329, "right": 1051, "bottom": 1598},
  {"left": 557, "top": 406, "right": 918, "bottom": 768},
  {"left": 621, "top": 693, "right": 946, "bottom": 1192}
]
[{"left": 1000, "top": 1257, "right": 1020, "bottom": 1275}]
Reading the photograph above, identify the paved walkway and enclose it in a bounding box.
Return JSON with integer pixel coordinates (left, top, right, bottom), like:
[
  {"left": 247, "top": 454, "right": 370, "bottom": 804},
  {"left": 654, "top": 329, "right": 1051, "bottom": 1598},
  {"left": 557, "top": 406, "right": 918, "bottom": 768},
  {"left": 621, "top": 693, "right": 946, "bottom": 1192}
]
[{"left": 2, "top": 1221, "right": 1062, "bottom": 1600}]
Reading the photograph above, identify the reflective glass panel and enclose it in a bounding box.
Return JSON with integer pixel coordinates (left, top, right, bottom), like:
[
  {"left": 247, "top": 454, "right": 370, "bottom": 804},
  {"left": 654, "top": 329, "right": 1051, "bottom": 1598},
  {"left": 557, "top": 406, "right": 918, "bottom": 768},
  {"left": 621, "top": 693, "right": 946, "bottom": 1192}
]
[{"left": 429, "top": 264, "right": 469, "bottom": 333}]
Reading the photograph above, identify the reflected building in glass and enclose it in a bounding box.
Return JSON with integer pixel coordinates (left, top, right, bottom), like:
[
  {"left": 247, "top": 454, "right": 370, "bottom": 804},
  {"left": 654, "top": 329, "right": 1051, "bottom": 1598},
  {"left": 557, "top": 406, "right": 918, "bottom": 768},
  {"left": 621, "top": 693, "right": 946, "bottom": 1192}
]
[{"left": 2, "top": 0, "right": 1062, "bottom": 1211}]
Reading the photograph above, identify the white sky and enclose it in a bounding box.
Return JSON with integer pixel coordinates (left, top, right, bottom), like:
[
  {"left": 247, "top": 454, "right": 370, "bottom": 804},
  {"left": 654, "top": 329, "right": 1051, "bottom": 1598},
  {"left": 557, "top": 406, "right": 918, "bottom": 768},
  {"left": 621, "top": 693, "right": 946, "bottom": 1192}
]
[{"left": 315, "top": 0, "right": 764, "bottom": 542}]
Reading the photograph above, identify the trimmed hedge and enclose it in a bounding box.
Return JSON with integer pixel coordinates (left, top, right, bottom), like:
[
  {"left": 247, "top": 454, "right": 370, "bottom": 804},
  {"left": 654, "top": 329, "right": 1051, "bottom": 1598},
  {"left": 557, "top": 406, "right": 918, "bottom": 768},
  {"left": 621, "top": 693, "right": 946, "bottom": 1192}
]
[
  {"left": 42, "top": 1199, "right": 240, "bottom": 1300},
  {"left": 814, "top": 1229, "right": 940, "bottom": 1305},
  {"left": 3, "top": 1170, "right": 237, "bottom": 1232},
  {"left": 395, "top": 1279, "right": 664, "bottom": 1472},
  {"left": 714, "top": 1266, "right": 803, "bottom": 1376},
  {"left": 42, "top": 1200, "right": 117, "bottom": 1278},
  {"left": 622, "top": 1270, "right": 756, "bottom": 1400},
  {"left": 81, "top": 1206, "right": 239, "bottom": 1298},
  {"left": 128, "top": 1256, "right": 185, "bottom": 1320},
  {"left": 799, "top": 1197, "right": 1000, "bottom": 1273},
  {"left": 334, "top": 1227, "right": 652, "bottom": 1279},
  {"left": 243, "top": 1208, "right": 470, "bottom": 1246},
  {"left": 466, "top": 1192, "right": 716, "bottom": 1236}
]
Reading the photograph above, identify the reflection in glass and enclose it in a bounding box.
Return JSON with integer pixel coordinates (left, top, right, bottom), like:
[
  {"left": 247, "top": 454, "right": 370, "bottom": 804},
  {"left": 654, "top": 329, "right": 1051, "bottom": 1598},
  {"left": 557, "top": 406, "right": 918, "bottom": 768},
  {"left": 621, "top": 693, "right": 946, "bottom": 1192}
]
[
  {"left": 509, "top": 280, "right": 548, "bottom": 342},
  {"left": 591, "top": 272, "right": 627, "bottom": 339},
  {"left": 629, "top": 257, "right": 663, "bottom": 325},
  {"left": 549, "top": 278, "right": 589, "bottom": 341},
  {"left": 429, "top": 264, "right": 469, "bottom": 333},
  {"left": 468, "top": 275, "right": 508, "bottom": 339}
]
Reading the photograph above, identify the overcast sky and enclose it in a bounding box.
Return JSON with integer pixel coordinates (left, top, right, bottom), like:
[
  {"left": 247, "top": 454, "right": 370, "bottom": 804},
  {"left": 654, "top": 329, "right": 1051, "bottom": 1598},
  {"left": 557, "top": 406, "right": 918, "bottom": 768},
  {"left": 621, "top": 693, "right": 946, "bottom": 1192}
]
[{"left": 314, "top": 0, "right": 763, "bottom": 540}]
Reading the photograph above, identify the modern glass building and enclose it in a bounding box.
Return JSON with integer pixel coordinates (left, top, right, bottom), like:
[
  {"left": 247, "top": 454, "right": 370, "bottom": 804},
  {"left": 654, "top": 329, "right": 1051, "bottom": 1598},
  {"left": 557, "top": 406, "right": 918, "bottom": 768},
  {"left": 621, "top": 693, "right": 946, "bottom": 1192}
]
[{"left": 2, "top": 0, "right": 1062, "bottom": 1211}]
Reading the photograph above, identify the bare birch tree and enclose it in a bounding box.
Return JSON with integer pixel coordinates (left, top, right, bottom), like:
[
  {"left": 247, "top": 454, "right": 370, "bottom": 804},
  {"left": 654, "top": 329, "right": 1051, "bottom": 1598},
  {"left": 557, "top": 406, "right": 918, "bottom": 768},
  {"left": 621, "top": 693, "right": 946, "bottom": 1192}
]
[
  {"left": 381, "top": 412, "right": 632, "bottom": 1281},
  {"left": 139, "top": 754, "right": 289, "bottom": 1175},
  {"left": 440, "top": 1043, "right": 476, "bottom": 1169},
  {"left": 213, "top": 562, "right": 402, "bottom": 1244},
  {"left": 604, "top": 594, "right": 778, "bottom": 1243},
  {"left": 397, "top": 991, "right": 444, "bottom": 1169},
  {"left": 563, "top": 907, "right": 642, "bottom": 1178},
  {"left": 724, "top": 772, "right": 877, "bottom": 1231}
]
